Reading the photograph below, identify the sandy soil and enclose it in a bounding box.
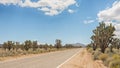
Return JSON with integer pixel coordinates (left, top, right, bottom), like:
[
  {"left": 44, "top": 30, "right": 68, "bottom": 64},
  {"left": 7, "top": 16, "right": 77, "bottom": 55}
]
[{"left": 60, "top": 49, "right": 108, "bottom": 68}]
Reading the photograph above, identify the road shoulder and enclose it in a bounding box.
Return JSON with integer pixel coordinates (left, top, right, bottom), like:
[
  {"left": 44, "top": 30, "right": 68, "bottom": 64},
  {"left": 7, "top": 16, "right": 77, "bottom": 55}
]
[{"left": 59, "top": 48, "right": 107, "bottom": 68}]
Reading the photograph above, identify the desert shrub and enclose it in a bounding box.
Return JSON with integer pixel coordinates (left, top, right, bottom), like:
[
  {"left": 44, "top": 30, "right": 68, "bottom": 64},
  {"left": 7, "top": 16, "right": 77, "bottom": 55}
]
[
  {"left": 93, "top": 50, "right": 102, "bottom": 60},
  {"left": 49, "top": 48, "right": 57, "bottom": 52},
  {"left": 105, "top": 48, "right": 110, "bottom": 53},
  {"left": 35, "top": 48, "right": 42, "bottom": 54},
  {"left": 86, "top": 46, "right": 92, "bottom": 50},
  {"left": 109, "top": 59, "right": 120, "bottom": 68},
  {"left": 0, "top": 51, "right": 18, "bottom": 57},
  {"left": 98, "top": 53, "right": 109, "bottom": 62},
  {"left": 87, "top": 48, "right": 93, "bottom": 53},
  {"left": 20, "top": 51, "right": 28, "bottom": 55},
  {"left": 0, "top": 47, "right": 62, "bottom": 58},
  {"left": 104, "top": 57, "right": 113, "bottom": 66},
  {"left": 27, "top": 49, "right": 34, "bottom": 54},
  {"left": 105, "top": 54, "right": 120, "bottom": 68},
  {"left": 112, "top": 54, "right": 120, "bottom": 60},
  {"left": 113, "top": 49, "right": 119, "bottom": 54}
]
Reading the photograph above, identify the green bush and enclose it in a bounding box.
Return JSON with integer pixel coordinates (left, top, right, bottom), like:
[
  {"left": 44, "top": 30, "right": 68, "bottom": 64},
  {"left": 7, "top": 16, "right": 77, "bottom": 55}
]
[
  {"left": 98, "top": 53, "right": 109, "bottom": 62},
  {"left": 109, "top": 59, "right": 120, "bottom": 68}
]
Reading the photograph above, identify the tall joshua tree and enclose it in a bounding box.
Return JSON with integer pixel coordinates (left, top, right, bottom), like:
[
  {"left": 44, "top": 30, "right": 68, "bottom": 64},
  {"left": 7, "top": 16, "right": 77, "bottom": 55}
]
[{"left": 91, "top": 22, "right": 115, "bottom": 53}]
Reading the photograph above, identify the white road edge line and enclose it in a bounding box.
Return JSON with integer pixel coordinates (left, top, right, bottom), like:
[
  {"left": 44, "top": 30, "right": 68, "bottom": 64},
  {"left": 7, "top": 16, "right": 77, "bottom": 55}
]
[{"left": 56, "top": 48, "right": 82, "bottom": 68}]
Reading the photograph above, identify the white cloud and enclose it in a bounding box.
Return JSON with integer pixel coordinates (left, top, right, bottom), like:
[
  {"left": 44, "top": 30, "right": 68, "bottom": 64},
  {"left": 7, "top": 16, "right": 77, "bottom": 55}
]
[
  {"left": 0, "top": 0, "right": 77, "bottom": 16},
  {"left": 97, "top": 1, "right": 120, "bottom": 38},
  {"left": 84, "top": 19, "right": 95, "bottom": 24},
  {"left": 45, "top": 9, "right": 60, "bottom": 16},
  {"left": 0, "top": 0, "right": 21, "bottom": 5},
  {"left": 68, "top": 9, "right": 74, "bottom": 13},
  {"left": 98, "top": 1, "right": 120, "bottom": 22},
  {"left": 38, "top": 7, "right": 50, "bottom": 12}
]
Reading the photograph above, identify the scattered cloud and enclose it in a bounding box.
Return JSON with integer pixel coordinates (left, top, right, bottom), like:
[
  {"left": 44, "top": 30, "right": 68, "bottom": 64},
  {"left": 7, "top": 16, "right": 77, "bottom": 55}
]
[
  {"left": 84, "top": 17, "right": 95, "bottom": 24},
  {"left": 97, "top": 1, "right": 120, "bottom": 38},
  {"left": 0, "top": 0, "right": 77, "bottom": 16},
  {"left": 75, "top": 3, "right": 79, "bottom": 7},
  {"left": 0, "top": 0, "right": 21, "bottom": 5},
  {"left": 84, "top": 19, "right": 95, "bottom": 24},
  {"left": 68, "top": 9, "right": 74, "bottom": 13}
]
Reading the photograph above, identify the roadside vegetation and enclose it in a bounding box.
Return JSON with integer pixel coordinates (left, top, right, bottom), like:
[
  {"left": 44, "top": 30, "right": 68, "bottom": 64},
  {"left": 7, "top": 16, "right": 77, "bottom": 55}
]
[
  {"left": 87, "top": 22, "right": 120, "bottom": 68},
  {"left": 0, "top": 39, "right": 81, "bottom": 60}
]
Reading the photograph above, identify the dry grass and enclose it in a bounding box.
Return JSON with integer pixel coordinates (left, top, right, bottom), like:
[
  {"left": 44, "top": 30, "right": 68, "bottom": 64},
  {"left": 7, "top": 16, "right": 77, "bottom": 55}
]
[
  {"left": 89, "top": 48, "right": 120, "bottom": 68},
  {"left": 98, "top": 53, "right": 109, "bottom": 62},
  {"left": 0, "top": 48, "right": 68, "bottom": 61}
]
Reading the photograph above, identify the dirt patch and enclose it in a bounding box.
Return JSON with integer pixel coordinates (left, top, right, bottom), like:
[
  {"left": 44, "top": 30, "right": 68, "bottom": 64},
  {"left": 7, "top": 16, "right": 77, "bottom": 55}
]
[{"left": 60, "top": 49, "right": 107, "bottom": 68}]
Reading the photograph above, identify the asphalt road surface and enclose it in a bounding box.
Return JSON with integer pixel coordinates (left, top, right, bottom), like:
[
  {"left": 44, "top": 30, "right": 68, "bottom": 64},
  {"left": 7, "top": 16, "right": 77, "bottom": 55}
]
[{"left": 0, "top": 48, "right": 81, "bottom": 68}]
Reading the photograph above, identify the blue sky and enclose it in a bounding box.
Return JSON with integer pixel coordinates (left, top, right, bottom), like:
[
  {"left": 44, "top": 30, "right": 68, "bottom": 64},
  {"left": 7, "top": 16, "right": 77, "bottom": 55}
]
[{"left": 0, "top": 0, "right": 117, "bottom": 44}]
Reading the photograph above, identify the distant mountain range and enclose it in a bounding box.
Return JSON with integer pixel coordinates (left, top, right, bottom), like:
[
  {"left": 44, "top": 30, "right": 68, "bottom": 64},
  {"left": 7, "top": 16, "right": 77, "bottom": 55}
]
[{"left": 72, "top": 43, "right": 86, "bottom": 47}]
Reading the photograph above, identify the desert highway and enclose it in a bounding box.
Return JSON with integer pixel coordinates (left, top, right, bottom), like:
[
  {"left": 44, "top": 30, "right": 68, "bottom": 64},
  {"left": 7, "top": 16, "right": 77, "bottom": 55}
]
[{"left": 0, "top": 49, "right": 81, "bottom": 68}]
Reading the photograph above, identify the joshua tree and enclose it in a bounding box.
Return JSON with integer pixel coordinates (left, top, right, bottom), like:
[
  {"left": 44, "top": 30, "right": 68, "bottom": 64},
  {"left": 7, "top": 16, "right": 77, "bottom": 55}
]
[
  {"left": 32, "top": 41, "right": 38, "bottom": 51},
  {"left": 110, "top": 38, "right": 116, "bottom": 52},
  {"left": 44, "top": 43, "right": 48, "bottom": 50},
  {"left": 15, "top": 42, "right": 20, "bottom": 51},
  {"left": 3, "top": 42, "right": 8, "bottom": 50},
  {"left": 3, "top": 41, "right": 14, "bottom": 51},
  {"left": 111, "top": 38, "right": 120, "bottom": 50},
  {"left": 115, "top": 39, "right": 120, "bottom": 50},
  {"left": 20, "top": 43, "right": 25, "bottom": 51},
  {"left": 49, "top": 44, "right": 53, "bottom": 49},
  {"left": 117, "top": 39, "right": 120, "bottom": 49},
  {"left": 91, "top": 22, "right": 115, "bottom": 53},
  {"left": 55, "top": 39, "right": 62, "bottom": 49},
  {"left": 24, "top": 40, "right": 32, "bottom": 51}
]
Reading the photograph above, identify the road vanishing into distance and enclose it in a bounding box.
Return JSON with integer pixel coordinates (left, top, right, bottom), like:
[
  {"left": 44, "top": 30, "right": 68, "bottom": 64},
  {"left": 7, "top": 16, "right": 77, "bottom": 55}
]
[{"left": 0, "top": 48, "right": 81, "bottom": 68}]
